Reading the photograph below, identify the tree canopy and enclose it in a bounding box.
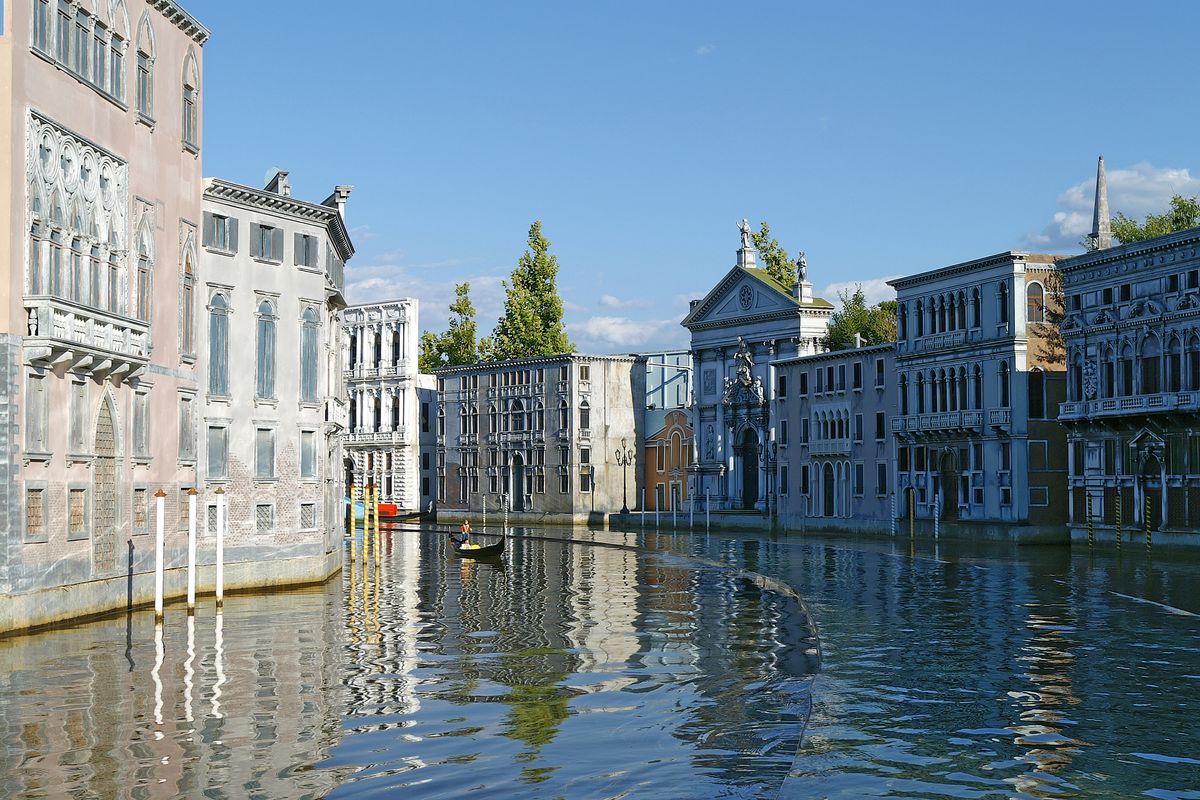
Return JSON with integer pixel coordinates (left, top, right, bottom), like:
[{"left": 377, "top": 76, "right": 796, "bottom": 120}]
[
  {"left": 418, "top": 281, "right": 479, "bottom": 373},
  {"left": 823, "top": 287, "right": 897, "bottom": 351},
  {"left": 482, "top": 220, "right": 572, "bottom": 361},
  {"left": 1111, "top": 194, "right": 1200, "bottom": 244},
  {"left": 750, "top": 221, "right": 801, "bottom": 288}
]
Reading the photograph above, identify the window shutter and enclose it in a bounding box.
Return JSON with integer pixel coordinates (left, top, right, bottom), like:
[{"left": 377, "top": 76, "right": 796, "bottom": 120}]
[
  {"left": 228, "top": 217, "right": 239, "bottom": 253},
  {"left": 273, "top": 227, "right": 284, "bottom": 262},
  {"left": 202, "top": 212, "right": 214, "bottom": 247},
  {"left": 250, "top": 224, "right": 261, "bottom": 258},
  {"left": 294, "top": 232, "right": 303, "bottom": 265}
]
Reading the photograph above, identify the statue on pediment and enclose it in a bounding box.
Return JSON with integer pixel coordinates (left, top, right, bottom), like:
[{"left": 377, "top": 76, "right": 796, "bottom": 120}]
[
  {"left": 797, "top": 251, "right": 807, "bottom": 283},
  {"left": 738, "top": 218, "right": 752, "bottom": 250}
]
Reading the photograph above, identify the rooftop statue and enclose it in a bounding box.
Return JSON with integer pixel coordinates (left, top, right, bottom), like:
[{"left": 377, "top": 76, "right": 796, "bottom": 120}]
[{"left": 738, "top": 218, "right": 752, "bottom": 250}]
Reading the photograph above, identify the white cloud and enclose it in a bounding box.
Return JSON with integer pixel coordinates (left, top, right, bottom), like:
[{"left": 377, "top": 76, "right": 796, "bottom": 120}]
[
  {"left": 570, "top": 316, "right": 688, "bottom": 353},
  {"left": 598, "top": 293, "right": 651, "bottom": 309},
  {"left": 819, "top": 276, "right": 899, "bottom": 308},
  {"left": 695, "top": 44, "right": 714, "bottom": 56},
  {"left": 1025, "top": 161, "right": 1200, "bottom": 250},
  {"left": 344, "top": 260, "right": 507, "bottom": 330}
]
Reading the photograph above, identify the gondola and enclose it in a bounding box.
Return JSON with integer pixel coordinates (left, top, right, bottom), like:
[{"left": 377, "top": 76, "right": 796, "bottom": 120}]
[{"left": 449, "top": 533, "right": 506, "bottom": 559}]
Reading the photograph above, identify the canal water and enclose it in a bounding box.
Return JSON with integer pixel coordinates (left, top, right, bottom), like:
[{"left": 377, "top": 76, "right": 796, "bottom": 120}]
[{"left": 1, "top": 525, "right": 1197, "bottom": 799}]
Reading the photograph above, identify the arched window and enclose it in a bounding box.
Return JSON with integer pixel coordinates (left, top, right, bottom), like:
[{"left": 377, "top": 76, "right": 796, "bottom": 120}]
[
  {"left": 1168, "top": 337, "right": 1183, "bottom": 393},
  {"left": 972, "top": 287, "right": 981, "bottom": 328},
  {"left": 49, "top": 229, "right": 64, "bottom": 297},
  {"left": 898, "top": 303, "right": 908, "bottom": 340},
  {"left": 558, "top": 398, "right": 569, "bottom": 430},
  {"left": 916, "top": 299, "right": 925, "bottom": 337},
  {"left": 958, "top": 291, "right": 967, "bottom": 331},
  {"left": 1189, "top": 336, "right": 1200, "bottom": 392},
  {"left": 69, "top": 236, "right": 84, "bottom": 303},
  {"left": 580, "top": 399, "right": 591, "bottom": 431},
  {"left": 534, "top": 401, "right": 544, "bottom": 430},
  {"left": 135, "top": 219, "right": 152, "bottom": 321},
  {"left": 512, "top": 399, "right": 525, "bottom": 432},
  {"left": 300, "top": 307, "right": 319, "bottom": 401},
  {"left": 998, "top": 281, "right": 1009, "bottom": 324},
  {"left": 107, "top": 228, "right": 121, "bottom": 313},
  {"left": 135, "top": 14, "right": 154, "bottom": 119},
  {"left": 109, "top": 2, "right": 129, "bottom": 100},
  {"left": 1121, "top": 342, "right": 1135, "bottom": 396},
  {"left": 182, "top": 48, "right": 199, "bottom": 149},
  {"left": 488, "top": 404, "right": 498, "bottom": 432},
  {"left": 899, "top": 374, "right": 908, "bottom": 415},
  {"left": 180, "top": 248, "right": 195, "bottom": 356},
  {"left": 916, "top": 373, "right": 925, "bottom": 414},
  {"left": 1028, "top": 368, "right": 1045, "bottom": 418},
  {"left": 208, "top": 294, "right": 229, "bottom": 395},
  {"left": 1103, "top": 346, "right": 1116, "bottom": 398},
  {"left": 958, "top": 367, "right": 968, "bottom": 411},
  {"left": 1026, "top": 282, "right": 1045, "bottom": 323},
  {"left": 28, "top": 220, "right": 45, "bottom": 294},
  {"left": 469, "top": 404, "right": 479, "bottom": 435},
  {"left": 89, "top": 244, "right": 102, "bottom": 309},
  {"left": 255, "top": 300, "right": 276, "bottom": 399},
  {"left": 1141, "top": 334, "right": 1162, "bottom": 394},
  {"left": 437, "top": 404, "right": 445, "bottom": 436},
  {"left": 999, "top": 361, "right": 1010, "bottom": 408},
  {"left": 973, "top": 364, "right": 983, "bottom": 410}
]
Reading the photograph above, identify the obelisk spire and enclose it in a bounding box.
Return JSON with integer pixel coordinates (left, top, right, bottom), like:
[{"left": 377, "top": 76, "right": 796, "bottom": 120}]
[{"left": 1088, "top": 155, "right": 1112, "bottom": 251}]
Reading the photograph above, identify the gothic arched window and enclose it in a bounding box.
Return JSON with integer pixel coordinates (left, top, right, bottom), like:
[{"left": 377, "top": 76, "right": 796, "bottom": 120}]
[
  {"left": 255, "top": 300, "right": 276, "bottom": 399},
  {"left": 208, "top": 294, "right": 229, "bottom": 395}
]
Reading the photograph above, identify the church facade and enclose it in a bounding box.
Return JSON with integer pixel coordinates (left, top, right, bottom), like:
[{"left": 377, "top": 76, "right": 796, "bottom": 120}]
[{"left": 682, "top": 223, "right": 833, "bottom": 512}]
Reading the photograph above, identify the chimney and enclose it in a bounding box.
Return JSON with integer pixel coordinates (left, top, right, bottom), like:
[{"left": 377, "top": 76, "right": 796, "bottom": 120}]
[
  {"left": 854, "top": 332, "right": 863, "bottom": 348},
  {"left": 264, "top": 169, "right": 291, "bottom": 197},
  {"left": 324, "top": 185, "right": 354, "bottom": 223}
]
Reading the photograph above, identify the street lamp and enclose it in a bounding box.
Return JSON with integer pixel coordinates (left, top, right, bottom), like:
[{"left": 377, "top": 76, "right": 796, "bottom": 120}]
[{"left": 613, "top": 438, "right": 635, "bottom": 515}]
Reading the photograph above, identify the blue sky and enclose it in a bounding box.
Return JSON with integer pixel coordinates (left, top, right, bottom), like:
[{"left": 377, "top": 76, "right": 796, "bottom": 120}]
[{"left": 195, "top": 0, "right": 1200, "bottom": 353}]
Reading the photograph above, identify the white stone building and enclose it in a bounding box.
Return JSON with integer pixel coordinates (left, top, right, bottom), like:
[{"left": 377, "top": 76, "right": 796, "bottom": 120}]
[
  {"left": 342, "top": 299, "right": 425, "bottom": 515},
  {"left": 199, "top": 171, "right": 353, "bottom": 575},
  {"left": 775, "top": 343, "right": 896, "bottom": 530},
  {"left": 681, "top": 223, "right": 832, "bottom": 512},
  {"left": 1059, "top": 158, "right": 1200, "bottom": 537},
  {"left": 434, "top": 353, "right": 646, "bottom": 523},
  {"left": 888, "top": 250, "right": 1068, "bottom": 541}
]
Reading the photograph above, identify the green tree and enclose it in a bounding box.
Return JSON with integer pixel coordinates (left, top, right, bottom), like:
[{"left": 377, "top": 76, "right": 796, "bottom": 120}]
[
  {"left": 823, "top": 287, "right": 897, "bottom": 351},
  {"left": 418, "top": 281, "right": 479, "bottom": 372},
  {"left": 1111, "top": 194, "right": 1200, "bottom": 244},
  {"left": 750, "top": 221, "right": 800, "bottom": 289},
  {"left": 485, "top": 220, "right": 572, "bottom": 361}
]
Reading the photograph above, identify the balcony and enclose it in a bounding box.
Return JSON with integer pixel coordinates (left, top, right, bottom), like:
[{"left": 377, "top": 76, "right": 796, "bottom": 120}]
[
  {"left": 457, "top": 433, "right": 478, "bottom": 447},
  {"left": 1060, "top": 391, "right": 1200, "bottom": 422},
  {"left": 324, "top": 396, "right": 348, "bottom": 431},
  {"left": 809, "top": 437, "right": 852, "bottom": 456},
  {"left": 890, "top": 411, "right": 982, "bottom": 436},
  {"left": 578, "top": 428, "right": 592, "bottom": 440},
  {"left": 344, "top": 361, "right": 412, "bottom": 381},
  {"left": 345, "top": 427, "right": 410, "bottom": 446},
  {"left": 896, "top": 330, "right": 974, "bottom": 356},
  {"left": 23, "top": 296, "right": 150, "bottom": 379},
  {"left": 988, "top": 409, "right": 1011, "bottom": 428}
]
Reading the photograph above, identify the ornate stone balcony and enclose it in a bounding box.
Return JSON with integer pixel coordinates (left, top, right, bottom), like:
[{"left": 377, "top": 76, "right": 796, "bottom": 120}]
[
  {"left": 344, "top": 361, "right": 412, "bottom": 381},
  {"left": 346, "top": 427, "right": 410, "bottom": 446},
  {"left": 988, "top": 409, "right": 1011, "bottom": 429},
  {"left": 809, "top": 437, "right": 851, "bottom": 456},
  {"left": 324, "top": 396, "right": 348, "bottom": 431},
  {"left": 1060, "top": 391, "right": 1200, "bottom": 421},
  {"left": 896, "top": 329, "right": 984, "bottom": 356},
  {"left": 23, "top": 296, "right": 150, "bottom": 379},
  {"left": 890, "top": 410, "right": 983, "bottom": 436}
]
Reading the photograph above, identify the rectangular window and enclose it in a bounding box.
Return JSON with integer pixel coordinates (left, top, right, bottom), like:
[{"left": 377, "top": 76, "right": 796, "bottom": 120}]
[
  {"left": 1029, "top": 440, "right": 1048, "bottom": 471},
  {"left": 1169, "top": 274, "right": 1180, "bottom": 293},
  {"left": 854, "top": 414, "right": 863, "bottom": 442},
  {"left": 780, "top": 464, "right": 789, "bottom": 496},
  {"left": 579, "top": 364, "right": 590, "bottom": 382},
  {"left": 300, "top": 503, "right": 316, "bottom": 529},
  {"left": 255, "top": 428, "right": 275, "bottom": 479},
  {"left": 837, "top": 365, "right": 846, "bottom": 391},
  {"left": 74, "top": 10, "right": 89, "bottom": 78},
  {"left": 877, "top": 462, "right": 888, "bottom": 495},
  {"left": 1029, "top": 486, "right": 1049, "bottom": 507},
  {"left": 899, "top": 446, "right": 910, "bottom": 471},
  {"left": 1120, "top": 283, "right": 1131, "bottom": 302},
  {"left": 207, "top": 426, "right": 228, "bottom": 479},
  {"left": 1001, "top": 486, "right": 1013, "bottom": 506},
  {"left": 800, "top": 464, "right": 810, "bottom": 495},
  {"left": 816, "top": 369, "right": 824, "bottom": 393},
  {"left": 182, "top": 86, "right": 197, "bottom": 148},
  {"left": 132, "top": 488, "right": 148, "bottom": 533},
  {"left": 57, "top": 1, "right": 70, "bottom": 63},
  {"left": 854, "top": 463, "right": 864, "bottom": 496},
  {"left": 25, "top": 373, "right": 48, "bottom": 453},
  {"left": 109, "top": 34, "right": 124, "bottom": 99},
  {"left": 781, "top": 419, "right": 789, "bottom": 446},
  {"left": 26, "top": 487, "right": 47, "bottom": 542},
  {"left": 801, "top": 418, "right": 810, "bottom": 443},
  {"left": 656, "top": 443, "right": 665, "bottom": 472},
  {"left": 255, "top": 504, "right": 275, "bottom": 534},
  {"left": 178, "top": 396, "right": 194, "bottom": 461},
  {"left": 33, "top": 0, "right": 51, "bottom": 52},
  {"left": 853, "top": 362, "right": 862, "bottom": 389},
  {"left": 580, "top": 446, "right": 592, "bottom": 492},
  {"left": 875, "top": 411, "right": 885, "bottom": 441},
  {"left": 252, "top": 224, "right": 282, "bottom": 261},
  {"left": 875, "top": 358, "right": 885, "bottom": 387},
  {"left": 560, "top": 471, "right": 570, "bottom": 494},
  {"left": 300, "top": 430, "right": 317, "bottom": 478},
  {"left": 294, "top": 233, "right": 320, "bottom": 267},
  {"left": 799, "top": 372, "right": 808, "bottom": 395},
  {"left": 136, "top": 51, "right": 151, "bottom": 118},
  {"left": 92, "top": 23, "right": 106, "bottom": 88},
  {"left": 777, "top": 373, "right": 787, "bottom": 399},
  {"left": 68, "top": 487, "right": 88, "bottom": 540},
  {"left": 1001, "top": 442, "right": 1011, "bottom": 472},
  {"left": 179, "top": 488, "right": 193, "bottom": 529}
]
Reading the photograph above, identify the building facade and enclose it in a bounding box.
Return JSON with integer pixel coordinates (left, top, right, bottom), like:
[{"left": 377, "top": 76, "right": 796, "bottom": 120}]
[
  {"left": 774, "top": 343, "right": 896, "bottom": 531},
  {"left": 682, "top": 225, "right": 832, "bottom": 512},
  {"left": 644, "top": 409, "right": 693, "bottom": 512},
  {"left": 1059, "top": 226, "right": 1200, "bottom": 537},
  {"left": 434, "top": 354, "right": 645, "bottom": 523},
  {"left": 888, "top": 251, "right": 1068, "bottom": 540},
  {"left": 199, "top": 172, "right": 352, "bottom": 578},
  {"left": 1, "top": 0, "right": 210, "bottom": 632},
  {"left": 342, "top": 298, "right": 424, "bottom": 514}
]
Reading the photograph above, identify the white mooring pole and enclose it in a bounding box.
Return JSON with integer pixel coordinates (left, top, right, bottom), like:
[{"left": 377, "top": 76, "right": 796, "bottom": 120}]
[
  {"left": 153, "top": 489, "right": 166, "bottom": 622},
  {"left": 187, "top": 488, "right": 197, "bottom": 614},
  {"left": 215, "top": 487, "right": 226, "bottom": 608}
]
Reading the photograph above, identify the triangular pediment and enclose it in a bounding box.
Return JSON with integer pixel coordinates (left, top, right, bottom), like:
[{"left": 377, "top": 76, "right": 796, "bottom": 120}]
[{"left": 682, "top": 267, "right": 799, "bottom": 329}]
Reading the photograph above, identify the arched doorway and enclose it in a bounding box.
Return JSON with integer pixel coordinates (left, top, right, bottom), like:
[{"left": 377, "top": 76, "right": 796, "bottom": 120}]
[
  {"left": 823, "top": 462, "right": 835, "bottom": 517},
  {"left": 93, "top": 396, "right": 118, "bottom": 576},
  {"left": 938, "top": 449, "right": 959, "bottom": 520},
  {"left": 738, "top": 429, "right": 758, "bottom": 510},
  {"left": 511, "top": 453, "right": 526, "bottom": 511}
]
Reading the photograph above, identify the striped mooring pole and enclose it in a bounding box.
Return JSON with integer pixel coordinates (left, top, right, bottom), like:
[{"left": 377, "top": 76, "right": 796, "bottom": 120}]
[
  {"left": 1086, "top": 493, "right": 1094, "bottom": 548},
  {"left": 1145, "top": 493, "right": 1152, "bottom": 555},
  {"left": 1115, "top": 492, "right": 1122, "bottom": 553}
]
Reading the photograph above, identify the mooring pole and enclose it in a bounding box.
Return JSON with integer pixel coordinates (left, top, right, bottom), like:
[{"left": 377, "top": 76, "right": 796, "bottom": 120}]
[
  {"left": 1116, "top": 491, "right": 1122, "bottom": 554},
  {"left": 1145, "top": 492, "right": 1152, "bottom": 556},
  {"left": 215, "top": 487, "right": 225, "bottom": 608},
  {"left": 890, "top": 491, "right": 897, "bottom": 537},
  {"left": 154, "top": 489, "right": 166, "bottom": 622},
  {"left": 933, "top": 494, "right": 940, "bottom": 540},
  {"left": 706, "top": 488, "right": 711, "bottom": 533},
  {"left": 187, "top": 488, "right": 197, "bottom": 615},
  {"left": 1087, "top": 493, "right": 1094, "bottom": 549}
]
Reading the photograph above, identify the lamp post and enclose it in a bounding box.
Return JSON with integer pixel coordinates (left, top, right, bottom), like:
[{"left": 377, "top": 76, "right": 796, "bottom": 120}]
[{"left": 614, "top": 438, "right": 635, "bottom": 515}]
